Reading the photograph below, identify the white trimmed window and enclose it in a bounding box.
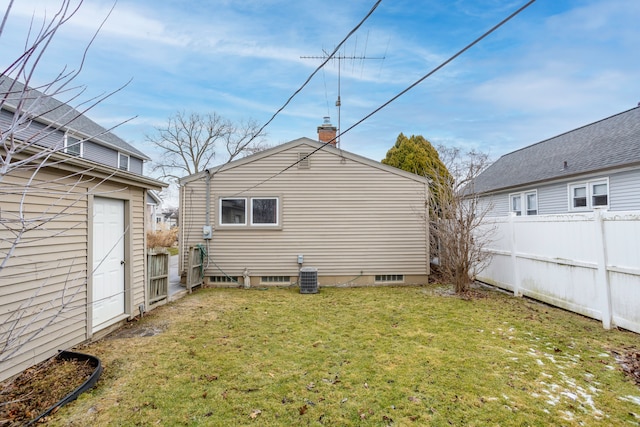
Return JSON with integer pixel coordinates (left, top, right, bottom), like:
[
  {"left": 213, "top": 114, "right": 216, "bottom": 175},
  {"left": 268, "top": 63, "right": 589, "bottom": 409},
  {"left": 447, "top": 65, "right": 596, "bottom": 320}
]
[
  {"left": 219, "top": 197, "right": 280, "bottom": 227},
  {"left": 251, "top": 197, "right": 278, "bottom": 226},
  {"left": 118, "top": 153, "right": 129, "bottom": 171},
  {"left": 569, "top": 179, "right": 608, "bottom": 210},
  {"left": 64, "top": 134, "right": 82, "bottom": 157},
  {"left": 510, "top": 191, "right": 537, "bottom": 216},
  {"left": 220, "top": 198, "right": 247, "bottom": 225},
  {"left": 526, "top": 192, "right": 537, "bottom": 215}
]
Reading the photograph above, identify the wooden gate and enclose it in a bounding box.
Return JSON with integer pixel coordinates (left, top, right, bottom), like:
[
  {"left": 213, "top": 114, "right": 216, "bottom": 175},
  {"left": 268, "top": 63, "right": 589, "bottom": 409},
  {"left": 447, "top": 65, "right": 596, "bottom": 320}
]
[
  {"left": 186, "top": 245, "right": 205, "bottom": 293},
  {"left": 147, "top": 251, "right": 169, "bottom": 305}
]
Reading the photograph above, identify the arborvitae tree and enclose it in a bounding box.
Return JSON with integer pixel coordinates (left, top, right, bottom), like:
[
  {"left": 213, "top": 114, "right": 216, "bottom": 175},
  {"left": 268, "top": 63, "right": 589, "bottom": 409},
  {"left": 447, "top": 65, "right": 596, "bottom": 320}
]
[{"left": 382, "top": 133, "right": 452, "bottom": 217}]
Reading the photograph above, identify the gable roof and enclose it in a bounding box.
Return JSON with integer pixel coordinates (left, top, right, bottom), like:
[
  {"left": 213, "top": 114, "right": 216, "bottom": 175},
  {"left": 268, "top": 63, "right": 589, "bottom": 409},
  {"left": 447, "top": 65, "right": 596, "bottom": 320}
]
[
  {"left": 472, "top": 107, "right": 640, "bottom": 194},
  {"left": 0, "top": 77, "right": 149, "bottom": 160},
  {"left": 179, "top": 137, "right": 430, "bottom": 185}
]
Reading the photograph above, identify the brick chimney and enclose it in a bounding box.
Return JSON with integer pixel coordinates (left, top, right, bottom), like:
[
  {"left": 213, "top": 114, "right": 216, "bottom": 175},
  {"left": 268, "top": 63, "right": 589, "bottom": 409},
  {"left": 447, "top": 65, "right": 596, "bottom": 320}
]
[{"left": 317, "top": 116, "right": 337, "bottom": 146}]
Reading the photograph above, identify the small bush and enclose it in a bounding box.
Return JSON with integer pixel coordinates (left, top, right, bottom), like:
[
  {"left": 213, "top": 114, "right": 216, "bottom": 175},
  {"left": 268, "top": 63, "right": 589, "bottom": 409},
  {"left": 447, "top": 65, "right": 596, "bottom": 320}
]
[{"left": 147, "top": 228, "right": 178, "bottom": 249}]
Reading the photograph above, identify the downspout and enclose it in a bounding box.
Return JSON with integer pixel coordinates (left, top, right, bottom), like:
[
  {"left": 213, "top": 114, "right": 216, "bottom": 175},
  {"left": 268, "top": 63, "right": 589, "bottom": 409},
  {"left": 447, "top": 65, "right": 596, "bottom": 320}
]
[
  {"left": 205, "top": 169, "right": 211, "bottom": 228},
  {"left": 204, "top": 169, "right": 212, "bottom": 272}
]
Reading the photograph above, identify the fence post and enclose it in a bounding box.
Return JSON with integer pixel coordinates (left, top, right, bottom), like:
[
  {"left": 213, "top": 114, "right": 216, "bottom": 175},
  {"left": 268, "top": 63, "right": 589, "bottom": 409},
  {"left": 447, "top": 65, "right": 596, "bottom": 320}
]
[
  {"left": 509, "top": 213, "right": 521, "bottom": 297},
  {"left": 593, "top": 208, "right": 612, "bottom": 329}
]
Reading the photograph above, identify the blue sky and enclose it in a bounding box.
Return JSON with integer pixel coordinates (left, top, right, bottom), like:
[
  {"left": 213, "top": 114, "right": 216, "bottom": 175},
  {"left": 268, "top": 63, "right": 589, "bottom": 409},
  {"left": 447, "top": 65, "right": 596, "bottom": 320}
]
[{"left": 2, "top": 0, "right": 639, "bottom": 177}]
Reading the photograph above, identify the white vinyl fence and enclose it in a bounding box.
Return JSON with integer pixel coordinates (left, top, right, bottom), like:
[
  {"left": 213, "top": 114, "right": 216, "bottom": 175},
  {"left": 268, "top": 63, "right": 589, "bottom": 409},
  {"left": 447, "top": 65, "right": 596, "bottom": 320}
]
[{"left": 477, "top": 209, "right": 640, "bottom": 333}]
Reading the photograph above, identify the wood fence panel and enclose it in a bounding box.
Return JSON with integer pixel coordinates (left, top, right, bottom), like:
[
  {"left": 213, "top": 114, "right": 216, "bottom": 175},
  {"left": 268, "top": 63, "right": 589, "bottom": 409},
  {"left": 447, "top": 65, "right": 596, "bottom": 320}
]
[
  {"left": 186, "top": 246, "right": 204, "bottom": 293},
  {"left": 147, "top": 252, "right": 168, "bottom": 305}
]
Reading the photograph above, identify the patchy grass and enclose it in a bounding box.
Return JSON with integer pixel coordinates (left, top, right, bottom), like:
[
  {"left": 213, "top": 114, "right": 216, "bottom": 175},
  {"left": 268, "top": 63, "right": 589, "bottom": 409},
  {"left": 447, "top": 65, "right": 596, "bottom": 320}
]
[{"left": 51, "top": 285, "right": 640, "bottom": 426}]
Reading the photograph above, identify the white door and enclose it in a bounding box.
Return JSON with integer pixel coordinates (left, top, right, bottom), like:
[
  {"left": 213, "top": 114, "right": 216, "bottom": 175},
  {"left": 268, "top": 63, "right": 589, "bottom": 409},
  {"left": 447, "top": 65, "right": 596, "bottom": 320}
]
[{"left": 92, "top": 197, "right": 125, "bottom": 332}]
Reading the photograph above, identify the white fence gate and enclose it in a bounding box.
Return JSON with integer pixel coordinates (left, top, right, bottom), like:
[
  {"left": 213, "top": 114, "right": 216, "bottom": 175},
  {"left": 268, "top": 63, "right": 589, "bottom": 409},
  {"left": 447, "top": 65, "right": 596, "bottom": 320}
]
[{"left": 477, "top": 210, "right": 640, "bottom": 333}]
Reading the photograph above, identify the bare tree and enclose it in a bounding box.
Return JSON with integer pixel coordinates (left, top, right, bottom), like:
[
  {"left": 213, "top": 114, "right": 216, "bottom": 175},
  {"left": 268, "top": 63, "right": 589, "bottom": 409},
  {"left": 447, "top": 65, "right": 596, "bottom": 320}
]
[
  {"left": 429, "top": 146, "right": 494, "bottom": 293},
  {"left": 147, "top": 111, "right": 269, "bottom": 181},
  {"left": 0, "top": 0, "right": 134, "bottom": 380}
]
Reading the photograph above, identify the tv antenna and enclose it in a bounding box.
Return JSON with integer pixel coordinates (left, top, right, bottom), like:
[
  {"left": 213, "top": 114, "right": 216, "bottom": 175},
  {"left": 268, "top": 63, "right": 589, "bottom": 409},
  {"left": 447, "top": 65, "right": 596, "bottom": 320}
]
[{"left": 301, "top": 47, "right": 385, "bottom": 147}]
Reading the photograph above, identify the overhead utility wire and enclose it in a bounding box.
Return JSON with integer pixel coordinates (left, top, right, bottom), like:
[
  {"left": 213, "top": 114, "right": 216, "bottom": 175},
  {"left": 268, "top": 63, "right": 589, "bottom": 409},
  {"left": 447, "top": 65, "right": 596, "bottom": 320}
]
[
  {"left": 207, "top": 0, "right": 381, "bottom": 181},
  {"left": 233, "top": 0, "right": 537, "bottom": 196},
  {"left": 245, "top": 0, "right": 382, "bottom": 146}
]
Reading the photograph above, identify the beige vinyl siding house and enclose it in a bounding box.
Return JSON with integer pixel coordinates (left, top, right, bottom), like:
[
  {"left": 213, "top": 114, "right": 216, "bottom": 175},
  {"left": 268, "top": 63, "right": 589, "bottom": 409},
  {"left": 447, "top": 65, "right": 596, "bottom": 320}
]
[
  {"left": 0, "top": 78, "right": 165, "bottom": 382},
  {"left": 178, "top": 137, "right": 430, "bottom": 287},
  {"left": 0, "top": 153, "right": 163, "bottom": 381}
]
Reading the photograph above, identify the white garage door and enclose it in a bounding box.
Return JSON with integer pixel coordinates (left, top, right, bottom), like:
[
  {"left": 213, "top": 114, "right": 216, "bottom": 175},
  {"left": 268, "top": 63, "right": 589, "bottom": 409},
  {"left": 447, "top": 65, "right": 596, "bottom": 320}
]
[{"left": 92, "top": 197, "right": 125, "bottom": 332}]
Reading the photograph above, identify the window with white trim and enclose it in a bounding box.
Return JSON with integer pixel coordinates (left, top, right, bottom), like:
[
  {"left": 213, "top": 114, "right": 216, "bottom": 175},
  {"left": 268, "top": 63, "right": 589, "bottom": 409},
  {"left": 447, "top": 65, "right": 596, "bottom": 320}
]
[
  {"left": 219, "top": 197, "right": 280, "bottom": 227},
  {"left": 510, "top": 194, "right": 522, "bottom": 216},
  {"left": 251, "top": 197, "right": 278, "bottom": 225},
  {"left": 510, "top": 190, "right": 537, "bottom": 216},
  {"left": 64, "top": 134, "right": 82, "bottom": 157},
  {"left": 118, "top": 153, "right": 129, "bottom": 171},
  {"left": 220, "top": 198, "right": 246, "bottom": 225},
  {"left": 569, "top": 179, "right": 608, "bottom": 210},
  {"left": 526, "top": 192, "right": 537, "bottom": 215}
]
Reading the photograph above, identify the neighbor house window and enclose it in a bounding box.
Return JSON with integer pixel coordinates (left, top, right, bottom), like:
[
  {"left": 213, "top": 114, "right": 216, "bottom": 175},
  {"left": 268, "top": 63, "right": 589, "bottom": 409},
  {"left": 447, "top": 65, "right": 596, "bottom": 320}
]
[
  {"left": 510, "top": 190, "right": 537, "bottom": 216},
  {"left": 118, "top": 153, "right": 129, "bottom": 171},
  {"left": 510, "top": 194, "right": 522, "bottom": 216},
  {"left": 251, "top": 197, "right": 278, "bottom": 225},
  {"left": 220, "top": 198, "right": 246, "bottom": 225},
  {"left": 569, "top": 179, "right": 608, "bottom": 210},
  {"left": 526, "top": 192, "right": 537, "bottom": 215},
  {"left": 64, "top": 134, "right": 82, "bottom": 157},
  {"left": 592, "top": 183, "right": 608, "bottom": 207}
]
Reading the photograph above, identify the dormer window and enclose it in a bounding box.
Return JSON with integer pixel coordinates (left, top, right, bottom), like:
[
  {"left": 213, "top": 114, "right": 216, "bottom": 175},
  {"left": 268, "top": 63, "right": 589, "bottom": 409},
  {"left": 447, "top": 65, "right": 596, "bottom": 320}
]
[
  {"left": 118, "top": 153, "right": 129, "bottom": 171},
  {"left": 64, "top": 134, "right": 82, "bottom": 157}
]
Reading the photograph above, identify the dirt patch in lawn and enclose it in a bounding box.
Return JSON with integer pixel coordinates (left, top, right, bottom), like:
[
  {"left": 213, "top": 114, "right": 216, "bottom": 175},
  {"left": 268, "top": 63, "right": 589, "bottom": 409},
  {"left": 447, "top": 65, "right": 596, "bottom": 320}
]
[
  {"left": 0, "top": 356, "right": 95, "bottom": 426},
  {"left": 614, "top": 347, "right": 640, "bottom": 386},
  {"left": 107, "top": 321, "right": 168, "bottom": 339}
]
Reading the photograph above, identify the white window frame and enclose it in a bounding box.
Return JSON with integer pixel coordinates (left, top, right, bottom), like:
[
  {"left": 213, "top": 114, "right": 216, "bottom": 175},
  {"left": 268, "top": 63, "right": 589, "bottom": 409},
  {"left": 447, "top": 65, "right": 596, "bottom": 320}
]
[
  {"left": 509, "top": 190, "right": 537, "bottom": 216},
  {"left": 118, "top": 152, "right": 130, "bottom": 171},
  {"left": 568, "top": 178, "right": 609, "bottom": 211},
  {"left": 526, "top": 191, "right": 537, "bottom": 216},
  {"left": 64, "top": 133, "right": 83, "bottom": 157},
  {"left": 509, "top": 193, "right": 522, "bottom": 216},
  {"left": 218, "top": 196, "right": 281, "bottom": 228},
  {"left": 219, "top": 197, "right": 247, "bottom": 226},
  {"left": 250, "top": 197, "right": 279, "bottom": 226}
]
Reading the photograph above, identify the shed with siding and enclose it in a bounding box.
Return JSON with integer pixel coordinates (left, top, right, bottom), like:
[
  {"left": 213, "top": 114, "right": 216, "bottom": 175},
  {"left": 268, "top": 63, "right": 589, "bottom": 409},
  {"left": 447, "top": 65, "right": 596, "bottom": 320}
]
[
  {"left": 178, "top": 137, "right": 430, "bottom": 288},
  {"left": 0, "top": 78, "right": 165, "bottom": 382}
]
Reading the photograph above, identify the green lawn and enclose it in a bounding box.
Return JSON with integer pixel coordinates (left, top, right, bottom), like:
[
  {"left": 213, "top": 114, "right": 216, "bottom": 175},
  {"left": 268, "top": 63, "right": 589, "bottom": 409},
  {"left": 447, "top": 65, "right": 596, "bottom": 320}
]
[{"left": 53, "top": 285, "right": 640, "bottom": 426}]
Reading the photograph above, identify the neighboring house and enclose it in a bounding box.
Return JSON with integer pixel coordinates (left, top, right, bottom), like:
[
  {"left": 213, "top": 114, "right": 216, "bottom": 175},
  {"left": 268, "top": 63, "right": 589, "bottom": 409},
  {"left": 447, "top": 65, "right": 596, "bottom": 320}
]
[
  {"left": 178, "top": 125, "right": 430, "bottom": 288},
  {"left": 0, "top": 78, "right": 165, "bottom": 381},
  {"left": 472, "top": 106, "right": 640, "bottom": 216},
  {"left": 147, "top": 191, "right": 163, "bottom": 232},
  {"left": 157, "top": 209, "right": 178, "bottom": 229},
  {"left": 470, "top": 107, "right": 640, "bottom": 333}
]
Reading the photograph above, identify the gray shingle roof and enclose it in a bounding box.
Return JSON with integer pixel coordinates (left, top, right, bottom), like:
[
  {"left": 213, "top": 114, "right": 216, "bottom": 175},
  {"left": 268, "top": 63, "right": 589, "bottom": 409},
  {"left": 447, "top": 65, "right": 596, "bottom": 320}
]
[
  {"left": 0, "top": 77, "right": 149, "bottom": 160},
  {"left": 472, "top": 107, "right": 640, "bottom": 194}
]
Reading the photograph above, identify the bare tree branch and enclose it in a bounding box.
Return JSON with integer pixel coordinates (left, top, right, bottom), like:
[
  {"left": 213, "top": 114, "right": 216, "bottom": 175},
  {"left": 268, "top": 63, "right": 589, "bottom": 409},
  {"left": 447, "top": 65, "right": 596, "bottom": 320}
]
[
  {"left": 429, "top": 146, "right": 495, "bottom": 293},
  {"left": 147, "top": 111, "right": 268, "bottom": 182}
]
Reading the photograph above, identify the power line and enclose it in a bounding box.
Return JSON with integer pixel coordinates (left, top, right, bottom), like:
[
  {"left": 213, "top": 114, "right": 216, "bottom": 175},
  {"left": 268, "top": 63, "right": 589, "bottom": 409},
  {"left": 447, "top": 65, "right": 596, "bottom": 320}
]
[
  {"left": 232, "top": 0, "right": 537, "bottom": 196},
  {"left": 247, "top": 0, "right": 382, "bottom": 147}
]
